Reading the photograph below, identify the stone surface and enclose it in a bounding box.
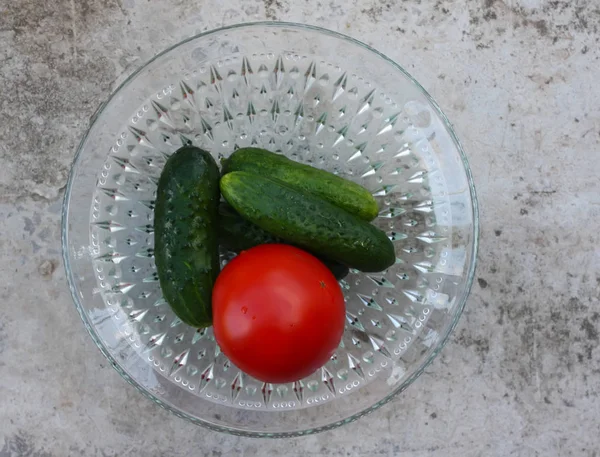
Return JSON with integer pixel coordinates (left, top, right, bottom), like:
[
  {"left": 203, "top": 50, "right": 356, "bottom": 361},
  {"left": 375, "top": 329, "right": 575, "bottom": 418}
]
[{"left": 1, "top": 0, "right": 599, "bottom": 455}]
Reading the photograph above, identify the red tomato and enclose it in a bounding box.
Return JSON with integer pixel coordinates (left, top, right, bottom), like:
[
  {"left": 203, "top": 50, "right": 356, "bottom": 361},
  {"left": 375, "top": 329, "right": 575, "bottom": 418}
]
[{"left": 212, "top": 244, "right": 345, "bottom": 383}]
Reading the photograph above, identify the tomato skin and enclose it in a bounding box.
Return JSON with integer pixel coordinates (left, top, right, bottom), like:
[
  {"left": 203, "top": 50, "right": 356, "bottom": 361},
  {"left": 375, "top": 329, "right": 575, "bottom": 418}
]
[{"left": 212, "top": 244, "right": 345, "bottom": 383}]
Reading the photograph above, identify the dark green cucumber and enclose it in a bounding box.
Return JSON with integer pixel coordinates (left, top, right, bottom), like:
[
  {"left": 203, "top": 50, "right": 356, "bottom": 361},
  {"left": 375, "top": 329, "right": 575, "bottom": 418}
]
[
  {"left": 221, "top": 147, "right": 379, "bottom": 221},
  {"left": 319, "top": 258, "right": 351, "bottom": 281},
  {"left": 154, "top": 146, "right": 220, "bottom": 328},
  {"left": 218, "top": 202, "right": 280, "bottom": 251},
  {"left": 220, "top": 172, "right": 395, "bottom": 272},
  {"left": 218, "top": 203, "right": 350, "bottom": 280}
]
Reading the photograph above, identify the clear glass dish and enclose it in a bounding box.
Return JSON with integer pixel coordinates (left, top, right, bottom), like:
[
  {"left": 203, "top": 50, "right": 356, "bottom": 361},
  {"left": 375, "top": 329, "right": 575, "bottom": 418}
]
[{"left": 62, "top": 22, "right": 478, "bottom": 437}]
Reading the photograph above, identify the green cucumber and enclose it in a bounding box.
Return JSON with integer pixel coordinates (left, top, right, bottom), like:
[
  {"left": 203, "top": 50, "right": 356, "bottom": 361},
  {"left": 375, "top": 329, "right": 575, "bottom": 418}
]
[
  {"left": 221, "top": 147, "right": 379, "bottom": 221},
  {"left": 318, "top": 258, "right": 351, "bottom": 281},
  {"left": 218, "top": 203, "right": 350, "bottom": 280},
  {"left": 220, "top": 172, "right": 395, "bottom": 272},
  {"left": 218, "top": 202, "right": 280, "bottom": 252},
  {"left": 154, "top": 146, "right": 220, "bottom": 328}
]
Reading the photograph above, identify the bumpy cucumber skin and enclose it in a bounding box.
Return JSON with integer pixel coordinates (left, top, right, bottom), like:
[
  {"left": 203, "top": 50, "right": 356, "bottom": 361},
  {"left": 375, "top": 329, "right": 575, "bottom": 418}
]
[
  {"left": 220, "top": 172, "right": 395, "bottom": 272},
  {"left": 218, "top": 203, "right": 350, "bottom": 280},
  {"left": 154, "top": 146, "right": 220, "bottom": 328},
  {"left": 221, "top": 147, "right": 379, "bottom": 221}
]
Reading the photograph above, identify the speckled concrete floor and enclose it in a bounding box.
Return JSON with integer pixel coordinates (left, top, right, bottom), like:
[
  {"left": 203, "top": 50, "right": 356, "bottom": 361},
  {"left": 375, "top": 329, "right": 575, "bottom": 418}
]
[{"left": 1, "top": 0, "right": 599, "bottom": 455}]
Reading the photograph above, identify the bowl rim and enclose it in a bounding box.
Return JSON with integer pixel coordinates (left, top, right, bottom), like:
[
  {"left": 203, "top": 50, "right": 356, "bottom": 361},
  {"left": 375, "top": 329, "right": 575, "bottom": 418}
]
[{"left": 61, "top": 20, "right": 479, "bottom": 438}]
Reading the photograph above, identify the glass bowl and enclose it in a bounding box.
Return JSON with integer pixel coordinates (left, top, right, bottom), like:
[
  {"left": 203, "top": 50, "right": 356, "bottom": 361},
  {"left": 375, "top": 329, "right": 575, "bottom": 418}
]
[{"left": 62, "top": 22, "right": 478, "bottom": 437}]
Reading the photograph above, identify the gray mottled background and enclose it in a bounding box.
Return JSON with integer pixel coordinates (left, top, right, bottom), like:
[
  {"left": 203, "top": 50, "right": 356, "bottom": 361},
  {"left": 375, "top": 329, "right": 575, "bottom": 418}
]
[{"left": 1, "top": 0, "right": 599, "bottom": 455}]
